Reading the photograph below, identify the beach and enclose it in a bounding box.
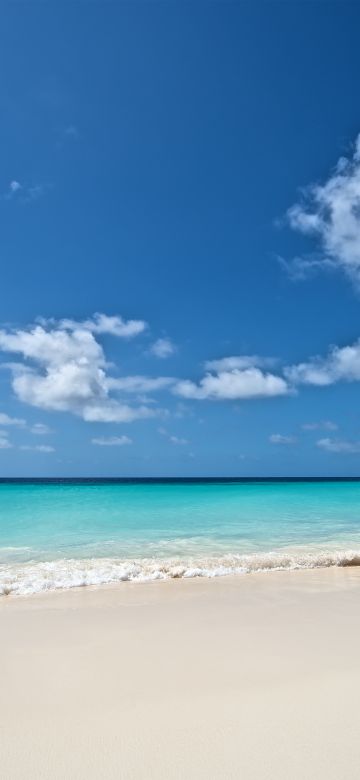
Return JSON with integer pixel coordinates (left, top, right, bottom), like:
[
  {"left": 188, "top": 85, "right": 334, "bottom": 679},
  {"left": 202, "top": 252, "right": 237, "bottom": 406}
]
[
  {"left": 2, "top": 1, "right": 359, "bottom": 775},
  {"left": 1, "top": 567, "right": 360, "bottom": 779}
]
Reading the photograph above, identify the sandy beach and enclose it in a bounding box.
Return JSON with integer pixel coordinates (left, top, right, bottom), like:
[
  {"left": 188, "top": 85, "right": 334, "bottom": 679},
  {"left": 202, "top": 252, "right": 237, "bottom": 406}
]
[{"left": 1, "top": 568, "right": 360, "bottom": 779}]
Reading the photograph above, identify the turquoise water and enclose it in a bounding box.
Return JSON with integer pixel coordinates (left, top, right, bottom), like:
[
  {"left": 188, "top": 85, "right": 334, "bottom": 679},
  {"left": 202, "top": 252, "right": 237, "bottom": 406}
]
[{"left": 1, "top": 479, "right": 360, "bottom": 595}]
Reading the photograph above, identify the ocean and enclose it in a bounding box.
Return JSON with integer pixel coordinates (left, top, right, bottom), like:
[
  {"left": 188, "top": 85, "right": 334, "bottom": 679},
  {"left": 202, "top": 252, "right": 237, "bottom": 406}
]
[{"left": 1, "top": 478, "right": 360, "bottom": 596}]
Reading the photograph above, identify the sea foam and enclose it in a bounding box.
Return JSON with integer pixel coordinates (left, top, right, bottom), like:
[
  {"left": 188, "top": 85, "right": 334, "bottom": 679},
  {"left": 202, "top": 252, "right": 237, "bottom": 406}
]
[{"left": 1, "top": 548, "right": 360, "bottom": 596}]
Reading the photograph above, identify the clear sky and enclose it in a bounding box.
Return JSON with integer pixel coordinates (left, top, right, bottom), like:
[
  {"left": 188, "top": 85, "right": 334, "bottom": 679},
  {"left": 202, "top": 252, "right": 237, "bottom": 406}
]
[{"left": 1, "top": 1, "right": 360, "bottom": 477}]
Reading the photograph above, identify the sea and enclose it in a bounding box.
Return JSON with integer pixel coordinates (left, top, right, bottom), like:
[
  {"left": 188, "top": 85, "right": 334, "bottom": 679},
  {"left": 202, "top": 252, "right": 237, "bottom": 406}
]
[{"left": 1, "top": 478, "right": 360, "bottom": 596}]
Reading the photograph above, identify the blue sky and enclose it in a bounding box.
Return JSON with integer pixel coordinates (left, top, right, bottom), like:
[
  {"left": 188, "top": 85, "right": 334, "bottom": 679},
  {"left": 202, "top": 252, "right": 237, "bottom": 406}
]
[{"left": 1, "top": 1, "right": 360, "bottom": 477}]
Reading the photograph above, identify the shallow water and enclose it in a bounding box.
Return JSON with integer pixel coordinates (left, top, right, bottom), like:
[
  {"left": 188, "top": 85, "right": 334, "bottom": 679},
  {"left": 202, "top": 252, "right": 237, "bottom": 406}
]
[{"left": 1, "top": 479, "right": 360, "bottom": 595}]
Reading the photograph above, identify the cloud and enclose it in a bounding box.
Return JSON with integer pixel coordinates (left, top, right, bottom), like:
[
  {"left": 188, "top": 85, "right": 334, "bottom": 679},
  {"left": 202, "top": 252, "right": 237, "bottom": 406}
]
[
  {"left": 80, "top": 403, "right": 153, "bottom": 423},
  {"left": 317, "top": 438, "right": 360, "bottom": 454},
  {"left": 174, "top": 366, "right": 289, "bottom": 400},
  {"left": 169, "top": 435, "right": 189, "bottom": 445},
  {"left": 0, "top": 412, "right": 26, "bottom": 427},
  {"left": 0, "top": 316, "right": 157, "bottom": 424},
  {"left": 19, "top": 445, "right": 55, "bottom": 452},
  {"left": 5, "top": 180, "right": 45, "bottom": 203},
  {"left": 302, "top": 421, "right": 338, "bottom": 431},
  {"left": 204, "top": 355, "right": 277, "bottom": 372},
  {"left": 0, "top": 431, "right": 12, "bottom": 449},
  {"left": 107, "top": 375, "right": 174, "bottom": 393},
  {"left": 0, "top": 427, "right": 54, "bottom": 451},
  {"left": 158, "top": 427, "right": 189, "bottom": 445},
  {"left": 278, "top": 255, "right": 336, "bottom": 282},
  {"left": 269, "top": 434, "right": 297, "bottom": 445},
  {"left": 92, "top": 435, "right": 132, "bottom": 446},
  {"left": 285, "top": 339, "right": 360, "bottom": 386},
  {"left": 57, "top": 313, "right": 147, "bottom": 339},
  {"left": 150, "top": 338, "right": 176, "bottom": 358},
  {"left": 30, "top": 423, "right": 52, "bottom": 435},
  {"left": 0, "top": 323, "right": 103, "bottom": 366},
  {"left": 285, "top": 133, "right": 360, "bottom": 286},
  {"left": 9, "top": 180, "right": 22, "bottom": 194}
]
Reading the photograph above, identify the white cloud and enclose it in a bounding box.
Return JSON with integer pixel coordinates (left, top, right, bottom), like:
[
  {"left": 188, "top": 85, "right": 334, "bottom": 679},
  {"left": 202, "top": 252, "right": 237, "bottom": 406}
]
[
  {"left": 92, "top": 436, "right": 132, "bottom": 446},
  {"left": 174, "top": 366, "right": 289, "bottom": 400},
  {"left": 285, "top": 339, "right": 360, "bottom": 386},
  {"left": 285, "top": 133, "right": 360, "bottom": 286},
  {"left": 84, "top": 313, "right": 146, "bottom": 339},
  {"left": 57, "top": 312, "right": 147, "bottom": 339},
  {"left": 0, "top": 430, "right": 12, "bottom": 449},
  {"left": 302, "top": 421, "right": 338, "bottom": 431},
  {"left": 30, "top": 423, "right": 52, "bottom": 435},
  {"left": 269, "top": 434, "right": 296, "bottom": 445},
  {"left": 317, "top": 438, "right": 360, "bottom": 454},
  {"left": 80, "top": 403, "right": 154, "bottom": 423},
  {"left": 158, "top": 427, "right": 189, "bottom": 445},
  {"left": 19, "top": 444, "right": 55, "bottom": 452},
  {"left": 169, "top": 435, "right": 189, "bottom": 445},
  {"left": 204, "top": 355, "right": 276, "bottom": 371},
  {"left": 6, "top": 180, "right": 44, "bottom": 203},
  {"left": 9, "top": 180, "right": 22, "bottom": 194},
  {"left": 107, "top": 375, "right": 174, "bottom": 393},
  {"left": 150, "top": 338, "right": 175, "bottom": 358},
  {"left": 0, "top": 323, "right": 103, "bottom": 366},
  {"left": 278, "top": 255, "right": 336, "bottom": 282},
  {"left": 0, "top": 316, "right": 157, "bottom": 424},
  {"left": 0, "top": 412, "right": 26, "bottom": 427}
]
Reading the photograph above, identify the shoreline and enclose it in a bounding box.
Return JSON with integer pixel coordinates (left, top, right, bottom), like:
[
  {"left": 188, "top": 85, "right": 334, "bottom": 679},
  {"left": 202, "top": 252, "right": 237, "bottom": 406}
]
[
  {"left": 2, "top": 560, "right": 360, "bottom": 605},
  {"left": 1, "top": 559, "right": 360, "bottom": 602},
  {"left": 2, "top": 567, "right": 360, "bottom": 778},
  {"left": 3, "top": 544, "right": 360, "bottom": 598}
]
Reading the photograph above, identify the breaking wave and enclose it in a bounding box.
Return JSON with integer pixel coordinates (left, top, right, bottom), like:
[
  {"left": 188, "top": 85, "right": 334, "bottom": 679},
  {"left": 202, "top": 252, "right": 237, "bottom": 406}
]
[{"left": 1, "top": 548, "right": 360, "bottom": 596}]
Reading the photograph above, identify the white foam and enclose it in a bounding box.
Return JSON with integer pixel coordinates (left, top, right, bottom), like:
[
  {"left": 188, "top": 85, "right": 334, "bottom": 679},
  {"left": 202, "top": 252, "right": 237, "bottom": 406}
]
[{"left": 1, "top": 548, "right": 360, "bottom": 596}]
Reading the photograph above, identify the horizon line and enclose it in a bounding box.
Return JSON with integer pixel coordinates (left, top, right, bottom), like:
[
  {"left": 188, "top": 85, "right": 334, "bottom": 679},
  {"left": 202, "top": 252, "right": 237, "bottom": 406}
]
[{"left": 1, "top": 476, "right": 360, "bottom": 482}]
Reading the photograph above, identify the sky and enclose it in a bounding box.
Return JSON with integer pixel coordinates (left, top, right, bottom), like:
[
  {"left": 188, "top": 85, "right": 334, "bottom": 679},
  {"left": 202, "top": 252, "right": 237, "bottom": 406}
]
[{"left": 1, "top": 1, "right": 360, "bottom": 477}]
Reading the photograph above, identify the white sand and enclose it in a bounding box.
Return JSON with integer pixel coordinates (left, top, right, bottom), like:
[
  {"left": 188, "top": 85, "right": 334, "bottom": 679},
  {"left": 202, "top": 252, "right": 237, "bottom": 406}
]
[{"left": 1, "top": 568, "right": 360, "bottom": 779}]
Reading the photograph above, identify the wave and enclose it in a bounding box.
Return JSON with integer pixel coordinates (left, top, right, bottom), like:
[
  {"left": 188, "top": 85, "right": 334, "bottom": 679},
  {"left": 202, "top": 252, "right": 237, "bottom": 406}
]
[{"left": 1, "top": 548, "right": 360, "bottom": 596}]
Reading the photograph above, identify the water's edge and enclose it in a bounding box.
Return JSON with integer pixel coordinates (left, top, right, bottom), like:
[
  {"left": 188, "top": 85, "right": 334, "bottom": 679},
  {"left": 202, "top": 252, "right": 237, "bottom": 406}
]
[{"left": 2, "top": 548, "right": 360, "bottom": 597}]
